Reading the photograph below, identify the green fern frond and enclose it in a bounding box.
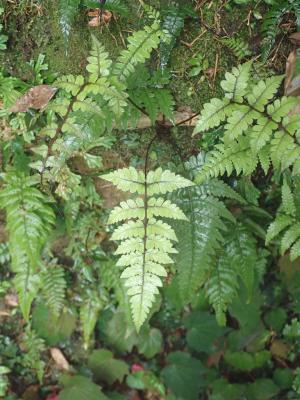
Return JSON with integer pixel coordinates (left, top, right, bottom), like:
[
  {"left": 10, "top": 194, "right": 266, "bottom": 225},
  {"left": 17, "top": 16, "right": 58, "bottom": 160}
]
[
  {"left": 206, "top": 253, "right": 239, "bottom": 326},
  {"left": 221, "top": 37, "right": 252, "bottom": 61},
  {"left": 103, "top": 166, "right": 193, "bottom": 330},
  {"left": 113, "top": 21, "right": 161, "bottom": 81},
  {"left": 225, "top": 224, "right": 257, "bottom": 300},
  {"left": 0, "top": 172, "right": 55, "bottom": 320},
  {"left": 195, "top": 137, "right": 257, "bottom": 183},
  {"left": 41, "top": 264, "right": 66, "bottom": 316},
  {"left": 80, "top": 294, "right": 102, "bottom": 349},
  {"left": 173, "top": 186, "right": 235, "bottom": 304},
  {"left": 0, "top": 7, "right": 8, "bottom": 51},
  {"left": 265, "top": 180, "right": 300, "bottom": 260},
  {"left": 193, "top": 62, "right": 300, "bottom": 179},
  {"left": 261, "top": 0, "right": 300, "bottom": 61},
  {"left": 59, "top": 0, "right": 80, "bottom": 47}
]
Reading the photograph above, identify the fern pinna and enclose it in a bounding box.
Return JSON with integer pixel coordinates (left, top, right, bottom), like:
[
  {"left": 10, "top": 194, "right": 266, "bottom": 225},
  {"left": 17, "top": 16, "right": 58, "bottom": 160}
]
[{"left": 102, "top": 167, "right": 193, "bottom": 330}]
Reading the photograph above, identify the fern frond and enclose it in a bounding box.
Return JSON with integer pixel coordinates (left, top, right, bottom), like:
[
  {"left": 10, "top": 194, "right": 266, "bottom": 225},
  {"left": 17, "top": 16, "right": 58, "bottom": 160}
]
[
  {"left": 173, "top": 184, "right": 236, "bottom": 304},
  {"left": 261, "top": 0, "right": 299, "bottom": 61},
  {"left": 0, "top": 172, "right": 55, "bottom": 319},
  {"left": 41, "top": 264, "right": 66, "bottom": 316},
  {"left": 80, "top": 294, "right": 102, "bottom": 348},
  {"left": 59, "top": 0, "right": 80, "bottom": 46},
  {"left": 225, "top": 224, "right": 257, "bottom": 299},
  {"left": 206, "top": 253, "right": 238, "bottom": 326},
  {"left": 103, "top": 166, "right": 193, "bottom": 330},
  {"left": 193, "top": 62, "right": 300, "bottom": 180},
  {"left": 113, "top": 21, "right": 161, "bottom": 81},
  {"left": 195, "top": 137, "right": 257, "bottom": 183},
  {"left": 221, "top": 37, "right": 251, "bottom": 61}
]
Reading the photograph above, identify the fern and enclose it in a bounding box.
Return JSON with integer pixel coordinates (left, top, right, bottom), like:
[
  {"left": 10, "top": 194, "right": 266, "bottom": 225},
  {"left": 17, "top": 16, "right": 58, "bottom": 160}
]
[
  {"left": 266, "top": 178, "right": 300, "bottom": 261},
  {"left": 21, "top": 327, "right": 45, "bottom": 383},
  {"left": 113, "top": 19, "right": 161, "bottom": 81},
  {"left": 261, "top": 0, "right": 300, "bottom": 61},
  {"left": 41, "top": 263, "right": 66, "bottom": 316},
  {"left": 102, "top": 166, "right": 193, "bottom": 330},
  {"left": 206, "top": 223, "right": 260, "bottom": 325},
  {"left": 0, "top": 7, "right": 7, "bottom": 51},
  {"left": 159, "top": 1, "right": 195, "bottom": 70},
  {"left": 172, "top": 155, "right": 245, "bottom": 305},
  {"left": 194, "top": 62, "right": 300, "bottom": 183},
  {"left": 221, "top": 36, "right": 252, "bottom": 60},
  {"left": 32, "top": 21, "right": 163, "bottom": 196},
  {"left": 0, "top": 172, "right": 55, "bottom": 320},
  {"left": 59, "top": 0, "right": 81, "bottom": 48},
  {"left": 80, "top": 294, "right": 103, "bottom": 348}
]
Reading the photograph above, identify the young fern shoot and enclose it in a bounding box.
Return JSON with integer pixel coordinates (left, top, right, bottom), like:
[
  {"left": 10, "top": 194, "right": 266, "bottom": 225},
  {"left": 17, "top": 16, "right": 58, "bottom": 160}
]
[{"left": 102, "top": 167, "right": 194, "bottom": 330}]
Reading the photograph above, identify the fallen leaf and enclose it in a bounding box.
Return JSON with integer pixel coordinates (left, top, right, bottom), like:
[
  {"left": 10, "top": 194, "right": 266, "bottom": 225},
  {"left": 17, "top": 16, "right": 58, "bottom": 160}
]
[
  {"left": 50, "top": 348, "right": 70, "bottom": 371},
  {"left": 270, "top": 340, "right": 289, "bottom": 360},
  {"left": 5, "top": 293, "right": 18, "bottom": 307},
  {"left": 9, "top": 85, "right": 57, "bottom": 113},
  {"left": 289, "top": 32, "right": 300, "bottom": 45},
  {"left": 285, "top": 50, "right": 300, "bottom": 97},
  {"left": 0, "top": 310, "right": 11, "bottom": 316},
  {"left": 206, "top": 350, "right": 224, "bottom": 367},
  {"left": 88, "top": 9, "right": 112, "bottom": 27}
]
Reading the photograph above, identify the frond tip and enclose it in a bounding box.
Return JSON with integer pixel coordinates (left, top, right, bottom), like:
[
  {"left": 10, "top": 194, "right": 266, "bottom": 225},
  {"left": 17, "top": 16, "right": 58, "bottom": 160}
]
[{"left": 103, "top": 166, "right": 193, "bottom": 330}]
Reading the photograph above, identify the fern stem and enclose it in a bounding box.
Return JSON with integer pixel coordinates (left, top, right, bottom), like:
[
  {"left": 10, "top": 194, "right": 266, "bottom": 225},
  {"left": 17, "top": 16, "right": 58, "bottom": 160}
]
[
  {"left": 139, "top": 133, "right": 157, "bottom": 324},
  {"left": 40, "top": 82, "right": 88, "bottom": 182}
]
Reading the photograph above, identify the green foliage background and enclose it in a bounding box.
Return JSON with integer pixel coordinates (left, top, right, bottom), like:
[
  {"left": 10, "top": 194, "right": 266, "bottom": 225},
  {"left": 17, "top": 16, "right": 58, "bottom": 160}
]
[{"left": 0, "top": 0, "right": 300, "bottom": 399}]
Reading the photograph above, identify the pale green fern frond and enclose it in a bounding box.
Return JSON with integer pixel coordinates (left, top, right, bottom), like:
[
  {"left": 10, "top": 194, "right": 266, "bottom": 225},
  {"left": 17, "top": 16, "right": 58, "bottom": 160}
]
[
  {"left": 102, "top": 166, "right": 193, "bottom": 330},
  {"left": 193, "top": 62, "right": 300, "bottom": 177}
]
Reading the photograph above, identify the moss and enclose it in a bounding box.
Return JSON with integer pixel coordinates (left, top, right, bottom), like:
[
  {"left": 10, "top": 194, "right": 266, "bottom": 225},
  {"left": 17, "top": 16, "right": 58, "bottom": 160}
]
[{"left": 2, "top": 0, "right": 253, "bottom": 113}]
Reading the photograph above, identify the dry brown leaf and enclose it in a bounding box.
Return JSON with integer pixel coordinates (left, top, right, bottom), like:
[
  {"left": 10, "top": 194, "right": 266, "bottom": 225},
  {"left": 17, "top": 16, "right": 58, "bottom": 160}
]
[
  {"left": 50, "top": 348, "right": 70, "bottom": 371},
  {"left": 270, "top": 340, "right": 289, "bottom": 359},
  {"left": 206, "top": 350, "right": 224, "bottom": 367},
  {"left": 285, "top": 50, "right": 297, "bottom": 95},
  {"left": 289, "top": 32, "right": 300, "bottom": 45},
  {"left": 88, "top": 9, "right": 112, "bottom": 27},
  {"left": 9, "top": 85, "right": 57, "bottom": 113},
  {"left": 5, "top": 293, "right": 18, "bottom": 307},
  {"left": 0, "top": 310, "right": 11, "bottom": 316}
]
